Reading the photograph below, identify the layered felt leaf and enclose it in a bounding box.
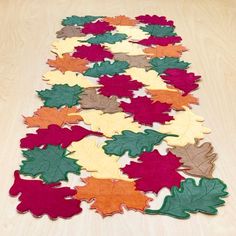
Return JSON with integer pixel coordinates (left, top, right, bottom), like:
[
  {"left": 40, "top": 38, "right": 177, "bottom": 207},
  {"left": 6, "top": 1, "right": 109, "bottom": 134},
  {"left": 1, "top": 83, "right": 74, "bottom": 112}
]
[
  {"left": 56, "top": 26, "right": 85, "bottom": 38},
  {"left": 74, "top": 177, "right": 151, "bottom": 216},
  {"left": 82, "top": 20, "right": 115, "bottom": 35},
  {"left": 159, "top": 108, "right": 211, "bottom": 146},
  {"left": 104, "top": 15, "right": 138, "bottom": 26},
  {"left": 136, "top": 15, "right": 174, "bottom": 26},
  {"left": 122, "top": 150, "right": 184, "bottom": 193},
  {"left": 20, "top": 124, "right": 102, "bottom": 149},
  {"left": 24, "top": 106, "right": 83, "bottom": 128},
  {"left": 98, "top": 74, "right": 143, "bottom": 98},
  {"left": 103, "top": 129, "right": 177, "bottom": 157},
  {"left": 115, "top": 25, "right": 149, "bottom": 40},
  {"left": 133, "top": 36, "right": 182, "bottom": 46},
  {"left": 38, "top": 84, "right": 83, "bottom": 108},
  {"left": 140, "top": 25, "right": 176, "bottom": 37},
  {"left": 170, "top": 142, "right": 217, "bottom": 178},
  {"left": 146, "top": 178, "right": 228, "bottom": 219},
  {"left": 86, "top": 32, "right": 127, "bottom": 44},
  {"left": 9, "top": 171, "right": 82, "bottom": 219},
  {"left": 20, "top": 145, "right": 81, "bottom": 183},
  {"left": 84, "top": 61, "right": 129, "bottom": 77},
  {"left": 68, "top": 138, "right": 129, "bottom": 180},
  {"left": 120, "top": 96, "right": 173, "bottom": 125},
  {"left": 62, "top": 15, "right": 102, "bottom": 26}
]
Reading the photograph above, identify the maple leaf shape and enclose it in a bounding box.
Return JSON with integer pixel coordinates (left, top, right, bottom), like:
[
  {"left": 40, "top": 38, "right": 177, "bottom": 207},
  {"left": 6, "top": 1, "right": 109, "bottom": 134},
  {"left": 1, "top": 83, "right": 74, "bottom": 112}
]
[
  {"left": 82, "top": 20, "right": 115, "bottom": 35},
  {"left": 47, "top": 53, "right": 89, "bottom": 73},
  {"left": 122, "top": 150, "right": 184, "bottom": 193},
  {"left": 72, "top": 44, "right": 113, "bottom": 62},
  {"left": 24, "top": 106, "right": 82, "bottom": 128},
  {"left": 136, "top": 15, "right": 174, "bottom": 26},
  {"left": 132, "top": 36, "right": 182, "bottom": 46},
  {"left": 120, "top": 96, "right": 173, "bottom": 125},
  {"left": 115, "top": 25, "right": 149, "bottom": 40},
  {"left": 9, "top": 171, "right": 82, "bottom": 219},
  {"left": 86, "top": 32, "right": 127, "bottom": 44},
  {"left": 147, "top": 89, "right": 198, "bottom": 110},
  {"left": 140, "top": 25, "right": 176, "bottom": 37},
  {"left": 104, "top": 15, "right": 138, "bottom": 26},
  {"left": 20, "top": 124, "right": 102, "bottom": 149},
  {"left": 159, "top": 108, "right": 211, "bottom": 146},
  {"left": 20, "top": 145, "right": 81, "bottom": 183},
  {"left": 56, "top": 26, "right": 85, "bottom": 38},
  {"left": 74, "top": 177, "right": 152, "bottom": 216},
  {"left": 98, "top": 74, "right": 143, "bottom": 98},
  {"left": 161, "top": 68, "right": 200, "bottom": 95},
  {"left": 62, "top": 15, "right": 102, "bottom": 26},
  {"left": 170, "top": 142, "right": 217, "bottom": 178}
]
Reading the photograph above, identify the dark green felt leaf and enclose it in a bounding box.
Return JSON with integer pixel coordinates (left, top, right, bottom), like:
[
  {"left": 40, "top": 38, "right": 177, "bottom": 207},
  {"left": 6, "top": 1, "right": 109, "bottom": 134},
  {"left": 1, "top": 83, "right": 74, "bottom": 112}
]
[
  {"left": 62, "top": 15, "right": 103, "bottom": 26},
  {"left": 145, "top": 178, "right": 228, "bottom": 219},
  {"left": 20, "top": 145, "right": 81, "bottom": 183},
  {"left": 86, "top": 32, "right": 127, "bottom": 44},
  {"left": 140, "top": 25, "right": 176, "bottom": 37},
  {"left": 37, "top": 84, "right": 83, "bottom": 108},
  {"left": 103, "top": 129, "right": 177, "bottom": 157},
  {"left": 84, "top": 61, "right": 129, "bottom": 77},
  {"left": 150, "top": 57, "right": 190, "bottom": 74}
]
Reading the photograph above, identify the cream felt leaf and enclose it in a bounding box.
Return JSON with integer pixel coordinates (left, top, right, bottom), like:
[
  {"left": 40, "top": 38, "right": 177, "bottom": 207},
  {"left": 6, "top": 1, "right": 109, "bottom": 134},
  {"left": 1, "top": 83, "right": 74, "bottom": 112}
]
[
  {"left": 67, "top": 138, "right": 130, "bottom": 180},
  {"left": 79, "top": 109, "right": 141, "bottom": 137},
  {"left": 115, "top": 26, "right": 149, "bottom": 40},
  {"left": 159, "top": 108, "right": 211, "bottom": 146},
  {"left": 43, "top": 70, "right": 98, "bottom": 88}
]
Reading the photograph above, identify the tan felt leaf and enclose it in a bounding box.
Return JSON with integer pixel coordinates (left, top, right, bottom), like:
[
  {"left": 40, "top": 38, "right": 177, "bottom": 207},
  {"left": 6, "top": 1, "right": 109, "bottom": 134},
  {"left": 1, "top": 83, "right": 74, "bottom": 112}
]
[
  {"left": 56, "top": 26, "right": 85, "bottom": 38},
  {"left": 115, "top": 26, "right": 149, "bottom": 40},
  {"left": 170, "top": 142, "right": 217, "bottom": 178},
  {"left": 103, "top": 15, "right": 138, "bottom": 26}
]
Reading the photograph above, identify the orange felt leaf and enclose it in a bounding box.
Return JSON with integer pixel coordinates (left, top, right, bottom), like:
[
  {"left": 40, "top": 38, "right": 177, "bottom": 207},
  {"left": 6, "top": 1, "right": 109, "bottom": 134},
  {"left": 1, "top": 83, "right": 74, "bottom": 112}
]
[
  {"left": 47, "top": 53, "right": 89, "bottom": 73},
  {"left": 103, "top": 15, "right": 138, "bottom": 26},
  {"left": 143, "top": 44, "right": 187, "bottom": 58},
  {"left": 24, "top": 106, "right": 83, "bottom": 128},
  {"left": 147, "top": 89, "right": 198, "bottom": 110},
  {"left": 74, "top": 177, "right": 152, "bottom": 216}
]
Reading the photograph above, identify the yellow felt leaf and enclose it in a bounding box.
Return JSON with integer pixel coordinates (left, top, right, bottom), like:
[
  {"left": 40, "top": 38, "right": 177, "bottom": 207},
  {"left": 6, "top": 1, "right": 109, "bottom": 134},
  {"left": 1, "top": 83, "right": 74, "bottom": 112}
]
[
  {"left": 67, "top": 138, "right": 130, "bottom": 181},
  {"left": 159, "top": 108, "right": 211, "bottom": 146},
  {"left": 115, "top": 26, "right": 149, "bottom": 40},
  {"left": 43, "top": 70, "right": 99, "bottom": 88},
  {"left": 79, "top": 109, "right": 141, "bottom": 137}
]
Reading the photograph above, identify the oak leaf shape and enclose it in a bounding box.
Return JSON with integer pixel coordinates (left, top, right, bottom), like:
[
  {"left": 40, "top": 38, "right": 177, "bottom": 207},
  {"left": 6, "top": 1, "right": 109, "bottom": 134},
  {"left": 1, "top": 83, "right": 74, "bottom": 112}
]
[
  {"left": 86, "top": 32, "right": 127, "bottom": 44},
  {"left": 115, "top": 25, "right": 149, "bottom": 40},
  {"left": 132, "top": 36, "right": 182, "bottom": 46},
  {"left": 104, "top": 15, "right": 138, "bottom": 26},
  {"left": 136, "top": 15, "right": 174, "bottom": 26},
  {"left": 140, "top": 25, "right": 176, "bottom": 37},
  {"left": 62, "top": 15, "right": 102, "bottom": 26},
  {"left": 82, "top": 20, "right": 115, "bottom": 35},
  {"left": 56, "top": 26, "right": 85, "bottom": 38}
]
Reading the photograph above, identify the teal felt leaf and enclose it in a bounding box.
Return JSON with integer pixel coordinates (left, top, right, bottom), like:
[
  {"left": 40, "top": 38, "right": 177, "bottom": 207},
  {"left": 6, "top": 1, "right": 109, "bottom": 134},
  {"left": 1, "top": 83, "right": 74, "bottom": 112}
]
[
  {"left": 84, "top": 61, "right": 129, "bottom": 77},
  {"left": 103, "top": 129, "right": 177, "bottom": 157},
  {"left": 140, "top": 25, "right": 176, "bottom": 37},
  {"left": 150, "top": 57, "right": 190, "bottom": 74},
  {"left": 37, "top": 84, "right": 83, "bottom": 108},
  {"left": 20, "top": 145, "right": 81, "bottom": 183},
  {"left": 86, "top": 32, "right": 128, "bottom": 44},
  {"left": 62, "top": 15, "right": 103, "bottom": 26},
  {"left": 145, "top": 178, "right": 228, "bottom": 219}
]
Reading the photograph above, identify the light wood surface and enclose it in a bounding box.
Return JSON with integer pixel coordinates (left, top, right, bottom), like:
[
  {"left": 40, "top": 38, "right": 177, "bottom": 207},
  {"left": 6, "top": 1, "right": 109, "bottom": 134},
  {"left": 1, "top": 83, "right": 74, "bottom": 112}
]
[{"left": 0, "top": 0, "right": 236, "bottom": 235}]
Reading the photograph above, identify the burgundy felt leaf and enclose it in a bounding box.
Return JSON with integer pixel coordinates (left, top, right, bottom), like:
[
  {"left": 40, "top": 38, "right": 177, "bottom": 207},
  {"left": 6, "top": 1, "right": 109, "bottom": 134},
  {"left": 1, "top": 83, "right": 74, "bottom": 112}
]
[
  {"left": 121, "top": 150, "right": 184, "bottom": 193},
  {"left": 98, "top": 75, "right": 144, "bottom": 98},
  {"left": 20, "top": 124, "right": 102, "bottom": 149},
  {"left": 120, "top": 96, "right": 173, "bottom": 125},
  {"left": 72, "top": 44, "right": 113, "bottom": 62},
  {"left": 135, "top": 15, "right": 174, "bottom": 26},
  {"left": 161, "top": 69, "right": 201, "bottom": 95},
  {"left": 81, "top": 20, "right": 115, "bottom": 35},
  {"left": 9, "top": 171, "right": 82, "bottom": 219},
  {"left": 132, "top": 36, "right": 182, "bottom": 46}
]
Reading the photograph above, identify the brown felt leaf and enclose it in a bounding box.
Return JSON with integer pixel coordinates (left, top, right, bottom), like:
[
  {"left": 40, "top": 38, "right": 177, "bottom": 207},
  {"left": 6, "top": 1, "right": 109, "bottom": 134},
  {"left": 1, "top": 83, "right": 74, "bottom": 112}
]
[
  {"left": 113, "top": 53, "right": 150, "bottom": 69},
  {"left": 147, "top": 89, "right": 198, "bottom": 110},
  {"left": 170, "top": 142, "right": 217, "bottom": 178},
  {"left": 80, "top": 88, "right": 122, "bottom": 113},
  {"left": 143, "top": 44, "right": 187, "bottom": 58},
  {"left": 47, "top": 53, "right": 89, "bottom": 73},
  {"left": 103, "top": 15, "right": 138, "bottom": 26},
  {"left": 56, "top": 26, "right": 85, "bottom": 38}
]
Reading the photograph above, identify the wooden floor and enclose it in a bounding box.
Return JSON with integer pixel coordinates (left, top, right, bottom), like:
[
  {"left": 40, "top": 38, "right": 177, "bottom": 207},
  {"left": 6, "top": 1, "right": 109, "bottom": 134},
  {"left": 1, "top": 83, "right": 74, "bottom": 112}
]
[{"left": 0, "top": 0, "right": 236, "bottom": 235}]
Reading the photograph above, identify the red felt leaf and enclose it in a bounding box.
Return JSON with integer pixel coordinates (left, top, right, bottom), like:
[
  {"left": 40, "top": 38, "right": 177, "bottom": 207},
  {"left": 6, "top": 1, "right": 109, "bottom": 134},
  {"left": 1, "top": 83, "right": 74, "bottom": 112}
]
[
  {"left": 9, "top": 171, "right": 82, "bottom": 219},
  {"left": 121, "top": 150, "right": 184, "bottom": 193},
  {"left": 20, "top": 124, "right": 102, "bottom": 149},
  {"left": 81, "top": 20, "right": 115, "bottom": 35},
  {"left": 135, "top": 15, "right": 174, "bottom": 26},
  {"left": 98, "top": 75, "right": 144, "bottom": 98},
  {"left": 120, "top": 96, "right": 173, "bottom": 125},
  {"left": 161, "top": 69, "right": 201, "bottom": 95},
  {"left": 73, "top": 44, "right": 113, "bottom": 62},
  {"left": 132, "top": 36, "right": 182, "bottom": 46}
]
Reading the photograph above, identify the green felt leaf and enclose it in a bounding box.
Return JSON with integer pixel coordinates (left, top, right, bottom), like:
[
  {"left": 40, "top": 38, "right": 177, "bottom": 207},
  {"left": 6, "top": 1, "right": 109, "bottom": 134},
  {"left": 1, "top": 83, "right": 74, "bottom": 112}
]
[
  {"left": 37, "top": 84, "right": 83, "bottom": 108},
  {"left": 20, "top": 145, "right": 81, "bottom": 183},
  {"left": 103, "top": 129, "right": 177, "bottom": 157},
  {"left": 140, "top": 25, "right": 176, "bottom": 37},
  {"left": 62, "top": 15, "right": 103, "bottom": 26},
  {"left": 150, "top": 57, "right": 190, "bottom": 74},
  {"left": 84, "top": 61, "right": 129, "bottom": 77},
  {"left": 86, "top": 32, "right": 127, "bottom": 44},
  {"left": 145, "top": 178, "right": 228, "bottom": 219}
]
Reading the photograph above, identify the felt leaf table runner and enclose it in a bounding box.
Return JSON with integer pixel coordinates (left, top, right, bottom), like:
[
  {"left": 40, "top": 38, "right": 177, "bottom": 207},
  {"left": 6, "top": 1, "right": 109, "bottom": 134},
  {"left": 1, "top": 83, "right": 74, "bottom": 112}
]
[{"left": 10, "top": 14, "right": 228, "bottom": 220}]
